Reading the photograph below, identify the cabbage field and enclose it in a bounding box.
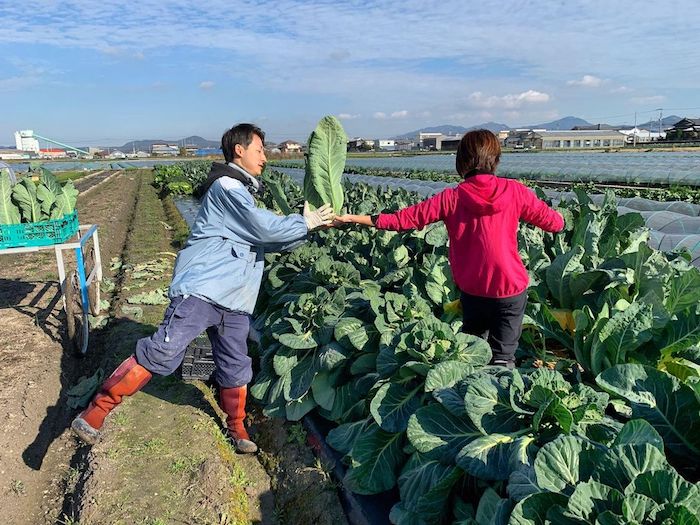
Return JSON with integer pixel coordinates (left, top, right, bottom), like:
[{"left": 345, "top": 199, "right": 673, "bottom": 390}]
[{"left": 155, "top": 160, "right": 700, "bottom": 525}]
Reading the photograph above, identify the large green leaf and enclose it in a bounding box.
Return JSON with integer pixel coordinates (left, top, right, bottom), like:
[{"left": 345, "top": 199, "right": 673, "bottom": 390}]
[
  {"left": 621, "top": 493, "right": 659, "bottom": 523},
  {"left": 508, "top": 492, "right": 569, "bottom": 525},
  {"left": 40, "top": 170, "right": 77, "bottom": 217},
  {"left": 334, "top": 317, "right": 370, "bottom": 351},
  {"left": 344, "top": 422, "right": 405, "bottom": 495},
  {"left": 611, "top": 419, "right": 664, "bottom": 452},
  {"left": 395, "top": 453, "right": 462, "bottom": 523},
  {"left": 546, "top": 246, "right": 584, "bottom": 308},
  {"left": 12, "top": 178, "right": 43, "bottom": 222},
  {"left": 304, "top": 115, "right": 347, "bottom": 213},
  {"left": 594, "top": 301, "right": 654, "bottom": 371},
  {"left": 424, "top": 361, "right": 474, "bottom": 392},
  {"left": 625, "top": 469, "right": 700, "bottom": 510},
  {"left": 327, "top": 419, "right": 367, "bottom": 455},
  {"left": 657, "top": 309, "right": 700, "bottom": 357},
  {"left": 464, "top": 373, "right": 523, "bottom": 434},
  {"left": 566, "top": 480, "right": 624, "bottom": 522},
  {"left": 310, "top": 370, "right": 335, "bottom": 410},
  {"left": 592, "top": 444, "right": 668, "bottom": 492},
  {"left": 0, "top": 170, "right": 20, "bottom": 224},
  {"left": 407, "top": 403, "right": 481, "bottom": 463},
  {"left": 455, "top": 433, "right": 516, "bottom": 481},
  {"left": 596, "top": 365, "right": 700, "bottom": 460},
  {"left": 266, "top": 176, "right": 294, "bottom": 214},
  {"left": 36, "top": 183, "right": 56, "bottom": 216},
  {"left": 665, "top": 267, "right": 700, "bottom": 315},
  {"left": 370, "top": 382, "right": 422, "bottom": 433},
  {"left": 533, "top": 436, "right": 600, "bottom": 495},
  {"left": 285, "top": 392, "right": 316, "bottom": 420}
]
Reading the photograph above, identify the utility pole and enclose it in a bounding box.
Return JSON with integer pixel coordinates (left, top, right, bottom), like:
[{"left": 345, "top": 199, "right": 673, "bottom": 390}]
[
  {"left": 633, "top": 112, "right": 637, "bottom": 148},
  {"left": 655, "top": 108, "right": 663, "bottom": 140}
]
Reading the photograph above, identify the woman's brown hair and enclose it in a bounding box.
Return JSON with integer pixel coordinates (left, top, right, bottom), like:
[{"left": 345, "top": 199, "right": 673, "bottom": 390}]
[{"left": 456, "top": 129, "right": 501, "bottom": 179}]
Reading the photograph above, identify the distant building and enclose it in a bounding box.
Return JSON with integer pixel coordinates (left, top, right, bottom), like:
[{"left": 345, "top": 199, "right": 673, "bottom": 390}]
[
  {"left": 395, "top": 140, "right": 416, "bottom": 151},
  {"left": 40, "top": 148, "right": 67, "bottom": 158},
  {"left": 524, "top": 130, "right": 626, "bottom": 149},
  {"left": 151, "top": 143, "right": 179, "bottom": 156},
  {"left": 195, "top": 148, "right": 222, "bottom": 157},
  {"left": 420, "top": 134, "right": 462, "bottom": 151},
  {"left": 375, "top": 139, "right": 396, "bottom": 151},
  {"left": 14, "top": 130, "right": 40, "bottom": 153},
  {"left": 278, "top": 140, "right": 303, "bottom": 153},
  {"left": 108, "top": 150, "right": 127, "bottom": 159},
  {"left": 618, "top": 128, "right": 664, "bottom": 144},
  {"left": 0, "top": 149, "right": 30, "bottom": 160},
  {"left": 418, "top": 132, "right": 443, "bottom": 149},
  {"left": 347, "top": 138, "right": 375, "bottom": 151},
  {"left": 665, "top": 118, "right": 700, "bottom": 141}
]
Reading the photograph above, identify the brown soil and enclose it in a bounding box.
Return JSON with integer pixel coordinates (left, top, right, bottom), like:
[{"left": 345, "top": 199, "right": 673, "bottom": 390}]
[{"left": 0, "top": 171, "right": 139, "bottom": 524}]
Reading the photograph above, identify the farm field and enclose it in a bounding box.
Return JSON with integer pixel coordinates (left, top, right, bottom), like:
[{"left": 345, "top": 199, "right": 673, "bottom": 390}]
[
  {"left": 1, "top": 159, "right": 698, "bottom": 524},
  {"left": 161, "top": 160, "right": 700, "bottom": 524}
]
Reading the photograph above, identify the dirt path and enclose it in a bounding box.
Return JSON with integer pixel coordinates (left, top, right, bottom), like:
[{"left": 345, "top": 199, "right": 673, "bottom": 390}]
[{"left": 0, "top": 172, "right": 140, "bottom": 524}]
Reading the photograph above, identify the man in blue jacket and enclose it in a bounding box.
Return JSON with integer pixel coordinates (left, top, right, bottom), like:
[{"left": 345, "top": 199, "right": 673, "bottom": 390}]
[{"left": 72, "top": 123, "right": 334, "bottom": 453}]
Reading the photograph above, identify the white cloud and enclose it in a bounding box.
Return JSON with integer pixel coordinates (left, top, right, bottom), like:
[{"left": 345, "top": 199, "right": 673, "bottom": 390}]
[
  {"left": 567, "top": 75, "right": 603, "bottom": 87},
  {"left": 630, "top": 95, "right": 666, "bottom": 104},
  {"left": 199, "top": 80, "right": 215, "bottom": 90},
  {"left": 373, "top": 110, "right": 409, "bottom": 119},
  {"left": 611, "top": 85, "right": 632, "bottom": 93},
  {"left": 338, "top": 113, "right": 360, "bottom": 120},
  {"left": 467, "top": 90, "right": 550, "bottom": 109}
]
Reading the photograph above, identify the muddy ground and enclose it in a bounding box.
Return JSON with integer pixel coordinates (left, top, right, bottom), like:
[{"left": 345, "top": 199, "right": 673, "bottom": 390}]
[{"left": 0, "top": 170, "right": 349, "bottom": 524}]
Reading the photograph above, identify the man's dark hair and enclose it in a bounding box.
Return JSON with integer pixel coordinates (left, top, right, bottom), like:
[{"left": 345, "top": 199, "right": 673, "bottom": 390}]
[
  {"left": 221, "top": 123, "right": 265, "bottom": 163},
  {"left": 456, "top": 129, "right": 501, "bottom": 179}
]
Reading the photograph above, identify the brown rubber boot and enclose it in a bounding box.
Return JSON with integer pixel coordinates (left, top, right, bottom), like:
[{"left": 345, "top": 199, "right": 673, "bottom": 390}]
[
  {"left": 71, "top": 355, "right": 152, "bottom": 445},
  {"left": 219, "top": 385, "right": 258, "bottom": 453}
]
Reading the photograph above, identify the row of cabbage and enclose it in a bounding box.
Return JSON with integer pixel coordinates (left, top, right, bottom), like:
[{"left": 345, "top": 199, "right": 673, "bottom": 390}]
[
  {"left": 156, "top": 163, "right": 700, "bottom": 524},
  {"left": 270, "top": 161, "right": 700, "bottom": 204}
]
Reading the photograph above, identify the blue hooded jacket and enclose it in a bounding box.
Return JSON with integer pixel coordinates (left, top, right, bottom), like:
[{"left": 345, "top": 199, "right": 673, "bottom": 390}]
[{"left": 169, "top": 162, "right": 308, "bottom": 313}]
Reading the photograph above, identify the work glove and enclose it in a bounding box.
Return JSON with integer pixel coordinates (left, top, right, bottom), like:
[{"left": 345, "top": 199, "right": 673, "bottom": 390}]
[{"left": 303, "top": 202, "right": 335, "bottom": 231}]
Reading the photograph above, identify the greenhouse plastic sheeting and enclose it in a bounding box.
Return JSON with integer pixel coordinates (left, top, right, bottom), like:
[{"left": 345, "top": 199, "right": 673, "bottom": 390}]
[
  {"left": 648, "top": 232, "right": 700, "bottom": 266},
  {"left": 544, "top": 191, "right": 700, "bottom": 217},
  {"left": 338, "top": 151, "right": 700, "bottom": 187}
]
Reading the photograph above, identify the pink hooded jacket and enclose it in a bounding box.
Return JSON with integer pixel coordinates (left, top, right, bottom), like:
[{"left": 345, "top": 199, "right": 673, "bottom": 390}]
[{"left": 375, "top": 174, "right": 564, "bottom": 298}]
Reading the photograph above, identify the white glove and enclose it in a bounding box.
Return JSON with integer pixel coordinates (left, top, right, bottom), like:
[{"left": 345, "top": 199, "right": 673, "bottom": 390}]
[{"left": 303, "top": 202, "right": 335, "bottom": 230}]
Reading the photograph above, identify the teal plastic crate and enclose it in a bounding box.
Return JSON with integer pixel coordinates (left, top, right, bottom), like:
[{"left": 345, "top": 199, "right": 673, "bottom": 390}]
[{"left": 0, "top": 211, "right": 79, "bottom": 249}]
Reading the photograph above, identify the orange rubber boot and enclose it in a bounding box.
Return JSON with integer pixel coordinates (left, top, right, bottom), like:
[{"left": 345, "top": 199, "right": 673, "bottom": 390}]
[
  {"left": 71, "top": 355, "right": 152, "bottom": 444},
  {"left": 219, "top": 385, "right": 257, "bottom": 453}
]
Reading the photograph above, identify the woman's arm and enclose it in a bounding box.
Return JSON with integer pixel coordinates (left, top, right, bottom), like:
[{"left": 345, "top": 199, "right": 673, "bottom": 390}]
[
  {"left": 334, "top": 214, "right": 376, "bottom": 227},
  {"left": 336, "top": 188, "right": 455, "bottom": 231}
]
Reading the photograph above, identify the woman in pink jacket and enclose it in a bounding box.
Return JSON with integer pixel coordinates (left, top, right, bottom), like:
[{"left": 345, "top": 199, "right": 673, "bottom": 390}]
[{"left": 335, "top": 129, "right": 564, "bottom": 368}]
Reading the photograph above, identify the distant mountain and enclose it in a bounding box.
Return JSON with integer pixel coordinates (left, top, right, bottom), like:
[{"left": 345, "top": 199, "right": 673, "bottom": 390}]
[
  {"left": 119, "top": 135, "right": 219, "bottom": 152},
  {"left": 524, "top": 116, "right": 591, "bottom": 130},
  {"left": 636, "top": 115, "right": 682, "bottom": 131},
  {"left": 393, "top": 122, "right": 509, "bottom": 140}
]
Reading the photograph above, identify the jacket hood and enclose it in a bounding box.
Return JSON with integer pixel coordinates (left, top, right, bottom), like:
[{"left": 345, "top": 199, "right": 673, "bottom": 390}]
[{"left": 457, "top": 174, "right": 510, "bottom": 216}]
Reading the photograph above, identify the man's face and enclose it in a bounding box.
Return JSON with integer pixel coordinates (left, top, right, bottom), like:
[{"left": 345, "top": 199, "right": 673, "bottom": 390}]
[{"left": 234, "top": 134, "right": 267, "bottom": 176}]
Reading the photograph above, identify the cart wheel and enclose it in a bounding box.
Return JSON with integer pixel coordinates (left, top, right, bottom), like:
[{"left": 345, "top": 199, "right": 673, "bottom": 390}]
[
  {"left": 83, "top": 246, "right": 101, "bottom": 316},
  {"left": 65, "top": 272, "right": 90, "bottom": 354}
]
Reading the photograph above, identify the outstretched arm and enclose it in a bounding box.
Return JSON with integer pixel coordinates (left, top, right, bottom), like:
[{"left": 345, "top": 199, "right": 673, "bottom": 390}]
[{"left": 335, "top": 188, "right": 455, "bottom": 231}]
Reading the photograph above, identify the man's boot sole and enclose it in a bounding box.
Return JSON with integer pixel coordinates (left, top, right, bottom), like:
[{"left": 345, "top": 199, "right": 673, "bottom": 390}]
[{"left": 71, "top": 417, "right": 101, "bottom": 445}]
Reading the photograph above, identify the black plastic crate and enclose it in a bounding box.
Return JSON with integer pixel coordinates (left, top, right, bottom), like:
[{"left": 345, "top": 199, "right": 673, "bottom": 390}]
[{"left": 180, "top": 334, "right": 215, "bottom": 381}]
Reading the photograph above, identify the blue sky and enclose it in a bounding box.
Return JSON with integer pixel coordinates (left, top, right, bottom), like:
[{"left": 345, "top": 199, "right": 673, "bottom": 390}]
[{"left": 1, "top": 1, "right": 699, "bottom": 146}]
